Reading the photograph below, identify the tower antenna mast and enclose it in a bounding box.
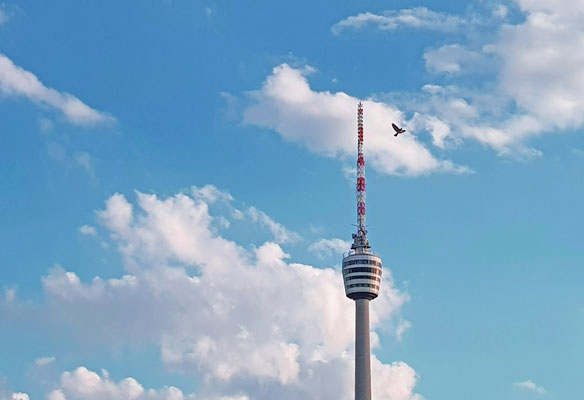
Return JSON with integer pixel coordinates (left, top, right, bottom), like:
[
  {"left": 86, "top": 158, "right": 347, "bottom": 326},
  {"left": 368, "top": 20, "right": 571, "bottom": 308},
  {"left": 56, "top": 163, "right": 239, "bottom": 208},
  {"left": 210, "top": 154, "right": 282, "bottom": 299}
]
[{"left": 354, "top": 102, "right": 369, "bottom": 247}]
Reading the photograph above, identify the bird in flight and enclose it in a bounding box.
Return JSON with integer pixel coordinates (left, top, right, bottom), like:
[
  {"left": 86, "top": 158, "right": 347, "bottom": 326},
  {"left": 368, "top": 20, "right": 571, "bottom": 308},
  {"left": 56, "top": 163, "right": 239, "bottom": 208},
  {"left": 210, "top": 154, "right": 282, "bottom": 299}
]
[{"left": 391, "top": 123, "right": 406, "bottom": 137}]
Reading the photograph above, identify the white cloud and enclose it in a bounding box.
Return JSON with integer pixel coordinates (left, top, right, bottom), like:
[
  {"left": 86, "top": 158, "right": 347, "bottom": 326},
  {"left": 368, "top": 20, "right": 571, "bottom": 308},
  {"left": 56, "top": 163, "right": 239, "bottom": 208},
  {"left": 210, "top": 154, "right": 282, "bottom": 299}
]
[
  {"left": 47, "top": 391, "right": 66, "bottom": 400},
  {"left": 342, "top": 164, "right": 357, "bottom": 183},
  {"left": 372, "top": 359, "right": 423, "bottom": 400},
  {"left": 0, "top": 54, "right": 114, "bottom": 126},
  {"left": 514, "top": 379, "right": 546, "bottom": 394},
  {"left": 494, "top": 0, "right": 584, "bottom": 129},
  {"left": 326, "top": 1, "right": 584, "bottom": 161},
  {"left": 332, "top": 7, "right": 466, "bottom": 34},
  {"left": 191, "top": 185, "right": 301, "bottom": 243},
  {"left": 424, "top": 44, "right": 486, "bottom": 75},
  {"left": 246, "top": 206, "right": 302, "bottom": 244},
  {"left": 308, "top": 238, "right": 351, "bottom": 258},
  {"left": 47, "top": 367, "right": 192, "bottom": 400},
  {"left": 415, "top": 0, "right": 584, "bottom": 153},
  {"left": 192, "top": 185, "right": 234, "bottom": 205},
  {"left": 403, "top": 90, "right": 544, "bottom": 156},
  {"left": 97, "top": 193, "right": 133, "bottom": 237},
  {"left": 244, "top": 64, "right": 467, "bottom": 176},
  {"left": 35, "top": 356, "right": 56, "bottom": 367},
  {"left": 215, "top": 215, "right": 230, "bottom": 229},
  {"left": 493, "top": 4, "right": 509, "bottom": 18},
  {"left": 420, "top": 0, "right": 584, "bottom": 152},
  {"left": 230, "top": 208, "right": 244, "bottom": 220},
  {"left": 42, "top": 188, "right": 420, "bottom": 400},
  {"left": 395, "top": 319, "right": 412, "bottom": 341},
  {"left": 410, "top": 114, "right": 456, "bottom": 150},
  {"left": 516, "top": 0, "right": 584, "bottom": 15},
  {"left": 217, "top": 396, "right": 249, "bottom": 400},
  {"left": 78, "top": 225, "right": 97, "bottom": 237}
]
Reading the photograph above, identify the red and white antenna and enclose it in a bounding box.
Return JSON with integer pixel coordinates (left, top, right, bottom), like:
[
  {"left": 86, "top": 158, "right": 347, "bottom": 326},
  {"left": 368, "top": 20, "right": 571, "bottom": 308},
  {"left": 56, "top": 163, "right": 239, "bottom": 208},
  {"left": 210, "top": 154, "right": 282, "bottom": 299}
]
[{"left": 353, "top": 102, "right": 370, "bottom": 249}]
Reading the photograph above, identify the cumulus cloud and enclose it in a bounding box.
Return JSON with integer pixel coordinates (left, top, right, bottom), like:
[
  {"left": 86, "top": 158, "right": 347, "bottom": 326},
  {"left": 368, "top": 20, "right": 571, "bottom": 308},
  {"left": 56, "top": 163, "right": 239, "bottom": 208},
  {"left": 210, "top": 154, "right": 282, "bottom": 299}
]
[
  {"left": 372, "top": 360, "right": 423, "bottom": 400},
  {"left": 423, "top": 0, "right": 584, "bottom": 151},
  {"left": 308, "top": 238, "right": 352, "bottom": 258},
  {"left": 413, "top": 0, "right": 584, "bottom": 153},
  {"left": 41, "top": 188, "right": 420, "bottom": 400},
  {"left": 514, "top": 379, "right": 546, "bottom": 394},
  {"left": 494, "top": 0, "right": 584, "bottom": 129},
  {"left": 97, "top": 193, "right": 133, "bottom": 237},
  {"left": 47, "top": 367, "right": 192, "bottom": 400},
  {"left": 0, "top": 54, "right": 114, "bottom": 126},
  {"left": 332, "top": 7, "right": 466, "bottom": 34},
  {"left": 244, "top": 64, "right": 467, "bottom": 176}
]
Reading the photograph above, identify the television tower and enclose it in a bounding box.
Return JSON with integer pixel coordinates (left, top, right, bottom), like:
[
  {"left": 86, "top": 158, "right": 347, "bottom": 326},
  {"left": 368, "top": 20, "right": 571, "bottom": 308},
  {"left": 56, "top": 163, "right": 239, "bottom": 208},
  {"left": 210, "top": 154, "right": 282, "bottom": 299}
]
[{"left": 342, "top": 102, "right": 383, "bottom": 400}]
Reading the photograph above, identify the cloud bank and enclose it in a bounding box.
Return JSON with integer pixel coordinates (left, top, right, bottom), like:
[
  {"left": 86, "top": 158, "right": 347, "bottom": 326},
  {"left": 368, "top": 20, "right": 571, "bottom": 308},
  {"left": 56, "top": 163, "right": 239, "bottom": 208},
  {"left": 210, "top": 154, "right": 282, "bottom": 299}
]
[{"left": 24, "top": 185, "right": 422, "bottom": 400}]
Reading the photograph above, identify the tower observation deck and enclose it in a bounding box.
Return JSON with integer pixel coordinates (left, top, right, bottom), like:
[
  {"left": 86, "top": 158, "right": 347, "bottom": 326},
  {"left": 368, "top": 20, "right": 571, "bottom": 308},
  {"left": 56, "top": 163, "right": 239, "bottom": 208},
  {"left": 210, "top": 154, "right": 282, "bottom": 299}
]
[{"left": 342, "top": 102, "right": 382, "bottom": 400}]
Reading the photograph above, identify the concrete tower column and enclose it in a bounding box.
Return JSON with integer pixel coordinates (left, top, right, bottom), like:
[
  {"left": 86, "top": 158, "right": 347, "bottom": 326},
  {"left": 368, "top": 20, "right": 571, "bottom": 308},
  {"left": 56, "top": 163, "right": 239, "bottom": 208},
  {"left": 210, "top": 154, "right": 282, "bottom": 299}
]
[{"left": 355, "top": 298, "right": 371, "bottom": 400}]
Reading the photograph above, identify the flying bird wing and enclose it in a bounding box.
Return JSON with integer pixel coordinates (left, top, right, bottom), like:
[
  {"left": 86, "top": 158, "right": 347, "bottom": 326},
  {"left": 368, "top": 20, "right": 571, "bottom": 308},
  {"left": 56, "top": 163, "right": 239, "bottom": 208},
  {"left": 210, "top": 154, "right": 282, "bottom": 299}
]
[{"left": 391, "top": 123, "right": 400, "bottom": 133}]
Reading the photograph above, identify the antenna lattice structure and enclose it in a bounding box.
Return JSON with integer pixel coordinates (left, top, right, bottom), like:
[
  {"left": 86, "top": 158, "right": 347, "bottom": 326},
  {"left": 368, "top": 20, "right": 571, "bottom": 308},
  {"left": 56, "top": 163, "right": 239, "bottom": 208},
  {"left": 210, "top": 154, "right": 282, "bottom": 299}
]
[
  {"left": 342, "top": 102, "right": 383, "bottom": 400},
  {"left": 356, "top": 102, "right": 367, "bottom": 237}
]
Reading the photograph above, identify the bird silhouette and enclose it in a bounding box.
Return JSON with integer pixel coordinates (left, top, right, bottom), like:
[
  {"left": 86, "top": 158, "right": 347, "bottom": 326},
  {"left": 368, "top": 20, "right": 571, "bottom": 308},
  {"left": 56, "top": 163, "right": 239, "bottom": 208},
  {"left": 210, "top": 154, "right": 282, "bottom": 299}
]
[{"left": 391, "top": 123, "right": 406, "bottom": 137}]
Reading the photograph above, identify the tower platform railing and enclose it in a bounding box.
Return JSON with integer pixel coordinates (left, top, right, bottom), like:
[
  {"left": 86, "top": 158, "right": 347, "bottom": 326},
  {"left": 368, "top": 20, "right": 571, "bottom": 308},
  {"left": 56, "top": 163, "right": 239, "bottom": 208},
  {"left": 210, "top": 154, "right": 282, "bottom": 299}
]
[{"left": 342, "top": 249, "right": 379, "bottom": 258}]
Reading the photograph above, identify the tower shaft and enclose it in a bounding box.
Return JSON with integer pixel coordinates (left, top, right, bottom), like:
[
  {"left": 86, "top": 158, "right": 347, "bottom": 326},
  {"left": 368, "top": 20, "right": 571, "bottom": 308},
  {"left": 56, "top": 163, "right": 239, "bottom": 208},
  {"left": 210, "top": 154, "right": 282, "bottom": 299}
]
[{"left": 355, "top": 299, "right": 372, "bottom": 400}]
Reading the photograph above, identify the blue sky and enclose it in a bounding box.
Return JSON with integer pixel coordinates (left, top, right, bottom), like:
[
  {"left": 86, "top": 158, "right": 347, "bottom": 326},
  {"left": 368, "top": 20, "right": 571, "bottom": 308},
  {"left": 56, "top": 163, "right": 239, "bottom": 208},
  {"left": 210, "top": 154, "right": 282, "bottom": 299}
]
[{"left": 1, "top": 1, "right": 583, "bottom": 399}]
